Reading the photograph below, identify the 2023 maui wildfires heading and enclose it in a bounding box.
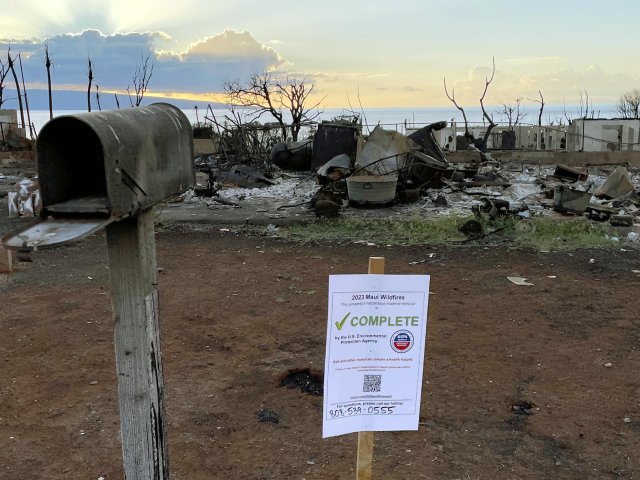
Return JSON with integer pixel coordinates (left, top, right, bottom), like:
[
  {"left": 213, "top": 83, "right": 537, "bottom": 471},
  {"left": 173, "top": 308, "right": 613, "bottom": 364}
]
[{"left": 351, "top": 294, "right": 406, "bottom": 301}]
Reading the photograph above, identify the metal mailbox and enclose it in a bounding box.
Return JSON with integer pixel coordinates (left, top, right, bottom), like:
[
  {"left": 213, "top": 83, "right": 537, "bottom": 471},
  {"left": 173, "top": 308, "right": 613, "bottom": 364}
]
[{"left": 3, "top": 103, "right": 194, "bottom": 250}]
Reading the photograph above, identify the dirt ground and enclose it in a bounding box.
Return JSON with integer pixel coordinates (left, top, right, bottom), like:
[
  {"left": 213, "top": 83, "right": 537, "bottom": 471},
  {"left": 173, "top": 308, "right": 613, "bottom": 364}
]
[{"left": 1, "top": 220, "right": 639, "bottom": 479}]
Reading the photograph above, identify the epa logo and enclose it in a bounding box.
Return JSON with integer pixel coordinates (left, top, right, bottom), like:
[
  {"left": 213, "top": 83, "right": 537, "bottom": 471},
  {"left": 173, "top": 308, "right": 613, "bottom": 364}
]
[{"left": 390, "top": 329, "right": 414, "bottom": 353}]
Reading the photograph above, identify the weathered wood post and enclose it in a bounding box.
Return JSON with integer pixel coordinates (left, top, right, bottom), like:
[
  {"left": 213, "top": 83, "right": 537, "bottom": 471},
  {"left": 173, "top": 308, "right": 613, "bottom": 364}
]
[
  {"left": 107, "top": 211, "right": 168, "bottom": 477},
  {"left": 2, "top": 103, "right": 194, "bottom": 479}
]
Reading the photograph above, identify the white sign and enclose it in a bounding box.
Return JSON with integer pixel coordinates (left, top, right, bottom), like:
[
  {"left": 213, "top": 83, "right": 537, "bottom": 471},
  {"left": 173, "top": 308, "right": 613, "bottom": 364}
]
[{"left": 323, "top": 274, "right": 430, "bottom": 438}]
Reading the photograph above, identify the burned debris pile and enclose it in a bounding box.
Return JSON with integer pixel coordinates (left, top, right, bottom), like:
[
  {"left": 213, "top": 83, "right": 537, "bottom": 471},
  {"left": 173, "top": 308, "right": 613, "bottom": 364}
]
[{"left": 182, "top": 116, "right": 640, "bottom": 237}]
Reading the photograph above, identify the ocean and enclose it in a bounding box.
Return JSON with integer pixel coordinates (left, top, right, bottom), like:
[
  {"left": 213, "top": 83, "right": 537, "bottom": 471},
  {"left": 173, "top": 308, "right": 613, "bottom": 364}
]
[{"left": 26, "top": 104, "right": 616, "bottom": 136}]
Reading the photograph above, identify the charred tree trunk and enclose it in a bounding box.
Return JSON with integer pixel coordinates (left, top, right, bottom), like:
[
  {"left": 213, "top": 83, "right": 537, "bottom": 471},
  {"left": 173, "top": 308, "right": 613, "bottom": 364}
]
[
  {"left": 95, "top": 85, "right": 102, "bottom": 111},
  {"left": 444, "top": 57, "right": 496, "bottom": 159},
  {"left": 87, "top": 58, "right": 93, "bottom": 112},
  {"left": 7, "top": 50, "right": 25, "bottom": 131},
  {"left": 45, "top": 44, "right": 53, "bottom": 120},
  {"left": 17, "top": 54, "right": 34, "bottom": 139},
  {"left": 478, "top": 58, "right": 497, "bottom": 151},
  {"left": 537, "top": 90, "right": 544, "bottom": 127}
]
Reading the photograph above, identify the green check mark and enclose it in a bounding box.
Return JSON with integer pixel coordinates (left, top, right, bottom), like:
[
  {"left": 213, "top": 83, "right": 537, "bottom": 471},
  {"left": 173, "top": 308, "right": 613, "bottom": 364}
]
[{"left": 335, "top": 312, "right": 350, "bottom": 331}]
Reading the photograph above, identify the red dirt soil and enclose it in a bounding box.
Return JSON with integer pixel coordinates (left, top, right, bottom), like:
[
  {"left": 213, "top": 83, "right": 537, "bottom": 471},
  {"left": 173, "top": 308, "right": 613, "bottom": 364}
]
[{"left": 1, "top": 228, "right": 639, "bottom": 479}]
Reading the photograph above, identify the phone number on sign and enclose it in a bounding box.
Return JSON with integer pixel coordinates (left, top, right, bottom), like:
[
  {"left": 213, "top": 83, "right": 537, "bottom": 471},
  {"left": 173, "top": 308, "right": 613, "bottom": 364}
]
[{"left": 329, "top": 405, "right": 395, "bottom": 418}]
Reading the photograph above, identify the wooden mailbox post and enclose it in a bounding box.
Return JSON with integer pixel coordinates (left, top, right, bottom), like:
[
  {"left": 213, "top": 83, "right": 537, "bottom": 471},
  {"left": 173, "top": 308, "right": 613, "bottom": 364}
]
[{"left": 2, "top": 103, "right": 194, "bottom": 479}]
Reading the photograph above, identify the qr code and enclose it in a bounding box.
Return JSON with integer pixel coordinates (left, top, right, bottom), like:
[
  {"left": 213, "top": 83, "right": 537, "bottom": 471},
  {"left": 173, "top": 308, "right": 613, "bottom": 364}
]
[{"left": 363, "top": 374, "right": 382, "bottom": 392}]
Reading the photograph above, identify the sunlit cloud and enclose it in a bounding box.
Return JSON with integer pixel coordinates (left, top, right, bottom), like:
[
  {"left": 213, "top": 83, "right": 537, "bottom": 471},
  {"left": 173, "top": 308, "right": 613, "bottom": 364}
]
[
  {"left": 0, "top": 28, "right": 287, "bottom": 108},
  {"left": 146, "top": 91, "right": 228, "bottom": 104},
  {"left": 178, "top": 30, "right": 283, "bottom": 63}
]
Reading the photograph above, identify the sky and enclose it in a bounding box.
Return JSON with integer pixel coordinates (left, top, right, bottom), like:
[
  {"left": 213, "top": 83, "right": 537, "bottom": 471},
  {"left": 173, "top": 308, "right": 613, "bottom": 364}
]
[{"left": 0, "top": 0, "right": 639, "bottom": 111}]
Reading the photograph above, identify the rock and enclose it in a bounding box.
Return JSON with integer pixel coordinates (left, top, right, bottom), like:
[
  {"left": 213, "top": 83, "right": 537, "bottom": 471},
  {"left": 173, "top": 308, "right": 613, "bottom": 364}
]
[
  {"left": 459, "top": 219, "right": 483, "bottom": 238},
  {"left": 604, "top": 362, "right": 613, "bottom": 368},
  {"left": 315, "top": 199, "right": 340, "bottom": 218},
  {"left": 623, "top": 417, "right": 631, "bottom": 423},
  {"left": 257, "top": 408, "right": 280, "bottom": 424},
  {"left": 434, "top": 194, "right": 448, "bottom": 207}
]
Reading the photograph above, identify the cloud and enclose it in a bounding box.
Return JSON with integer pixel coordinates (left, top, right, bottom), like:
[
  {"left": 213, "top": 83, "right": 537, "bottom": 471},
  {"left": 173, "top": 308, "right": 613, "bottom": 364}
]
[
  {"left": 284, "top": 71, "right": 389, "bottom": 85},
  {"left": 0, "top": 28, "right": 287, "bottom": 106},
  {"left": 182, "top": 30, "right": 282, "bottom": 62},
  {"left": 445, "top": 62, "right": 640, "bottom": 105},
  {"left": 155, "top": 29, "right": 286, "bottom": 90},
  {"left": 503, "top": 56, "right": 561, "bottom": 65}
]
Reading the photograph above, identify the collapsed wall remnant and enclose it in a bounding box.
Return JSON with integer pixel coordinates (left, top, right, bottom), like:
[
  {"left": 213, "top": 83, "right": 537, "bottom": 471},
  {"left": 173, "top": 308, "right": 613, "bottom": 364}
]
[
  {"left": 312, "top": 122, "right": 361, "bottom": 170},
  {"left": 594, "top": 166, "right": 635, "bottom": 199}
]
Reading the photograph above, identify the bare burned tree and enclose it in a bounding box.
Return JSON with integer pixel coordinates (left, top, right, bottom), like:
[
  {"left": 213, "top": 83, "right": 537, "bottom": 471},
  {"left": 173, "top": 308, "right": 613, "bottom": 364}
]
[
  {"left": 127, "top": 53, "right": 154, "bottom": 107},
  {"left": 563, "top": 90, "right": 599, "bottom": 123},
  {"left": 7, "top": 48, "right": 25, "bottom": 130},
  {"left": 546, "top": 114, "right": 565, "bottom": 126},
  {"left": 95, "top": 85, "right": 102, "bottom": 111},
  {"left": 45, "top": 43, "right": 53, "bottom": 119},
  {"left": 0, "top": 55, "right": 9, "bottom": 109},
  {"left": 114, "top": 93, "right": 120, "bottom": 109},
  {"left": 615, "top": 89, "right": 640, "bottom": 119},
  {"left": 444, "top": 57, "right": 497, "bottom": 153},
  {"left": 17, "top": 54, "right": 34, "bottom": 138},
  {"left": 279, "top": 77, "right": 323, "bottom": 141},
  {"left": 224, "top": 72, "right": 286, "bottom": 140},
  {"left": 87, "top": 58, "right": 93, "bottom": 112},
  {"left": 527, "top": 90, "right": 545, "bottom": 126},
  {"left": 497, "top": 98, "right": 526, "bottom": 130},
  {"left": 223, "top": 72, "right": 323, "bottom": 141},
  {"left": 562, "top": 99, "right": 572, "bottom": 124},
  {"left": 577, "top": 90, "right": 598, "bottom": 119},
  {"left": 478, "top": 58, "right": 497, "bottom": 143},
  {"left": 527, "top": 90, "right": 546, "bottom": 150},
  {"left": 0, "top": 54, "right": 8, "bottom": 146},
  {"left": 443, "top": 79, "right": 471, "bottom": 139}
]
